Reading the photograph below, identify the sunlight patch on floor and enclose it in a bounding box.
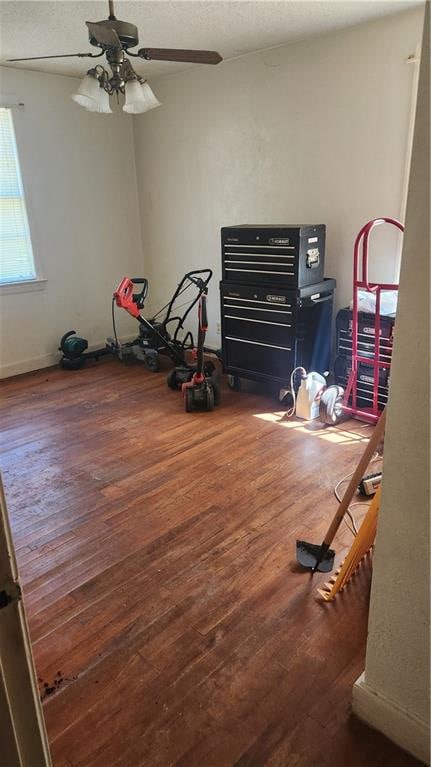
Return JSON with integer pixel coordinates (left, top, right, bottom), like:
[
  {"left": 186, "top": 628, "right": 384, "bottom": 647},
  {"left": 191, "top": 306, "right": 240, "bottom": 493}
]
[{"left": 253, "top": 412, "right": 371, "bottom": 444}]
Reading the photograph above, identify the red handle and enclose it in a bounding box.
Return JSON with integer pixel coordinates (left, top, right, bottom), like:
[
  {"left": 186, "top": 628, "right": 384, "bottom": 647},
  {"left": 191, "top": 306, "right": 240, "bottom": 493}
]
[
  {"left": 354, "top": 217, "right": 404, "bottom": 291},
  {"left": 113, "top": 277, "right": 140, "bottom": 318}
]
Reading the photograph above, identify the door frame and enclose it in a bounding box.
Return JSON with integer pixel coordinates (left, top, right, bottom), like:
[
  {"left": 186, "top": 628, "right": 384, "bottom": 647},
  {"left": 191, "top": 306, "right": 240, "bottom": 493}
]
[{"left": 0, "top": 474, "right": 52, "bottom": 767}]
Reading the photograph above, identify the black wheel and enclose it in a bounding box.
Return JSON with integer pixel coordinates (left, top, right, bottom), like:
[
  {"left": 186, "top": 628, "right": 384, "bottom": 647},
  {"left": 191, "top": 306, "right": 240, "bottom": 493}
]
[
  {"left": 204, "top": 361, "right": 216, "bottom": 377},
  {"left": 204, "top": 385, "right": 215, "bottom": 412},
  {"left": 319, "top": 385, "right": 345, "bottom": 425},
  {"left": 227, "top": 374, "right": 241, "bottom": 391},
  {"left": 167, "top": 369, "right": 178, "bottom": 390},
  {"left": 145, "top": 353, "right": 159, "bottom": 372},
  {"left": 185, "top": 388, "right": 195, "bottom": 413},
  {"left": 210, "top": 375, "right": 221, "bottom": 406}
]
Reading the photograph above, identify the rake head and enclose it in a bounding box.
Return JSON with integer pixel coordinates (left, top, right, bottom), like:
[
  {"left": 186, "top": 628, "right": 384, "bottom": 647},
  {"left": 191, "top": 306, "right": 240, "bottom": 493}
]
[{"left": 296, "top": 540, "right": 336, "bottom": 573}]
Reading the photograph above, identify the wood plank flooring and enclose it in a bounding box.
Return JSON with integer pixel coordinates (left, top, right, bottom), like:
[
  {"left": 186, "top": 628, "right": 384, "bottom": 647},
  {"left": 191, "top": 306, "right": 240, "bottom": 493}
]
[{"left": 0, "top": 358, "right": 419, "bottom": 767}]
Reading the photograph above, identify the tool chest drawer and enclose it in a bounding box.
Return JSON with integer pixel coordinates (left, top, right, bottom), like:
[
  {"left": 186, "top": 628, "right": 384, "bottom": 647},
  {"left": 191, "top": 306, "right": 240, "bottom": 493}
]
[
  {"left": 221, "top": 224, "right": 325, "bottom": 288},
  {"left": 220, "top": 279, "right": 335, "bottom": 385},
  {"left": 221, "top": 285, "right": 295, "bottom": 347},
  {"left": 336, "top": 307, "right": 395, "bottom": 339},
  {"left": 336, "top": 308, "right": 395, "bottom": 362},
  {"left": 223, "top": 336, "right": 294, "bottom": 381},
  {"left": 334, "top": 356, "right": 388, "bottom": 411}
]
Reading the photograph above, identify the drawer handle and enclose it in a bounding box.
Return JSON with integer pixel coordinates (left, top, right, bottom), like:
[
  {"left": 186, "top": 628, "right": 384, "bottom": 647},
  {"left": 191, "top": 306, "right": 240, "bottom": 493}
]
[
  {"left": 224, "top": 315, "right": 291, "bottom": 328},
  {"left": 225, "top": 336, "right": 292, "bottom": 352},
  {"left": 224, "top": 253, "right": 295, "bottom": 259},
  {"left": 225, "top": 268, "right": 295, "bottom": 276},
  {"left": 310, "top": 294, "right": 332, "bottom": 304},
  {"left": 224, "top": 244, "right": 296, "bottom": 250},
  {"left": 223, "top": 303, "right": 292, "bottom": 315},
  {"left": 223, "top": 296, "right": 292, "bottom": 308},
  {"left": 225, "top": 260, "right": 295, "bottom": 267}
]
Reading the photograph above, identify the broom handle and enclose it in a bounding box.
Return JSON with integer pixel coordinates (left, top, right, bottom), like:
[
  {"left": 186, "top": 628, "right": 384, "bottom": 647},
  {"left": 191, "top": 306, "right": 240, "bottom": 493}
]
[{"left": 322, "top": 408, "right": 386, "bottom": 548}]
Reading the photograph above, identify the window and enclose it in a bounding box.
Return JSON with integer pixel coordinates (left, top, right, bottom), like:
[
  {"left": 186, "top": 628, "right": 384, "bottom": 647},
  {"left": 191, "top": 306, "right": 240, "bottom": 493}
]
[{"left": 0, "top": 108, "right": 37, "bottom": 284}]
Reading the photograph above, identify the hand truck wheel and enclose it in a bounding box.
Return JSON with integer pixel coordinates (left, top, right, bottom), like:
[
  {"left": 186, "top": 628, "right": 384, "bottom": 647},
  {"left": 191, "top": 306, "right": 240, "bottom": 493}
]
[{"left": 319, "top": 385, "right": 345, "bottom": 425}]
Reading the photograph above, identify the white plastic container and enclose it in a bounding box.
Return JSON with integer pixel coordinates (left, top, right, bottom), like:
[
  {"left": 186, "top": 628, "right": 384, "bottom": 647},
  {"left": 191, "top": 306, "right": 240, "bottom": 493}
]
[{"left": 296, "top": 372, "right": 327, "bottom": 420}]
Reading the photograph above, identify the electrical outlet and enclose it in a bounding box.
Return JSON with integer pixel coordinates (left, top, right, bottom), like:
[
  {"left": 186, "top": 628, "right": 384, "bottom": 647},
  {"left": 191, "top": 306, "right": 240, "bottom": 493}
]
[{"left": 216, "top": 322, "right": 221, "bottom": 334}]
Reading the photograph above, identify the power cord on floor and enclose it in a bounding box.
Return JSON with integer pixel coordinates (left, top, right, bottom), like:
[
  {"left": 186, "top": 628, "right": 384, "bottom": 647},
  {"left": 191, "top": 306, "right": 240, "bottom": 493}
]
[
  {"left": 334, "top": 453, "right": 382, "bottom": 537},
  {"left": 284, "top": 366, "right": 307, "bottom": 417}
]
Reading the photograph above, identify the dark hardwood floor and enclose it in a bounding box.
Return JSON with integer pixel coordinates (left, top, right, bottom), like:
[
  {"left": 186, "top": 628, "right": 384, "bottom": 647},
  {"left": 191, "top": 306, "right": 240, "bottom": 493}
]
[{"left": 0, "top": 358, "right": 419, "bottom": 767}]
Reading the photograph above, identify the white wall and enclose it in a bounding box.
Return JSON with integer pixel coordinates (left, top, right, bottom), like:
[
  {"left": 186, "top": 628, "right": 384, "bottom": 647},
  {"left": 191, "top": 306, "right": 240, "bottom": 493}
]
[
  {"left": 352, "top": 7, "right": 429, "bottom": 762},
  {"left": 0, "top": 67, "right": 143, "bottom": 377},
  {"left": 132, "top": 8, "right": 424, "bottom": 348}
]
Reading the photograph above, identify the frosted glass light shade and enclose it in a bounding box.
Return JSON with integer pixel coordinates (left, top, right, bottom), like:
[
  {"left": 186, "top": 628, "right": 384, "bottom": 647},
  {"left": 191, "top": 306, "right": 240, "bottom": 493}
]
[
  {"left": 123, "top": 80, "right": 160, "bottom": 114},
  {"left": 87, "top": 86, "right": 112, "bottom": 114},
  {"left": 72, "top": 73, "right": 112, "bottom": 114}
]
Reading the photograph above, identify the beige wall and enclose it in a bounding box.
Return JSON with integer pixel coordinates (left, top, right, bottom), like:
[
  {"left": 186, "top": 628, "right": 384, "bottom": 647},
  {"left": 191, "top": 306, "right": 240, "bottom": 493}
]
[
  {"left": 132, "top": 8, "right": 424, "bottom": 348},
  {"left": 0, "top": 67, "right": 143, "bottom": 377},
  {"left": 352, "top": 6, "right": 429, "bottom": 763},
  {"left": 0, "top": 8, "right": 425, "bottom": 375}
]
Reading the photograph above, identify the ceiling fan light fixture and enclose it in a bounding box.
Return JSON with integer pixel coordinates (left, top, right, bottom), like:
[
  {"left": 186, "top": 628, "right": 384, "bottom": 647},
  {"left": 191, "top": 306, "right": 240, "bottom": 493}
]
[
  {"left": 123, "top": 78, "right": 160, "bottom": 114},
  {"left": 72, "top": 70, "right": 112, "bottom": 113},
  {"left": 14, "top": 1, "right": 222, "bottom": 116}
]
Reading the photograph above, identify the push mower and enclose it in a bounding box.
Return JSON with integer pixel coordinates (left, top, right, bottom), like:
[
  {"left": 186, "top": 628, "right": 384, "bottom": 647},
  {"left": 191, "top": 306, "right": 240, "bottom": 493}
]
[{"left": 110, "top": 270, "right": 216, "bottom": 382}]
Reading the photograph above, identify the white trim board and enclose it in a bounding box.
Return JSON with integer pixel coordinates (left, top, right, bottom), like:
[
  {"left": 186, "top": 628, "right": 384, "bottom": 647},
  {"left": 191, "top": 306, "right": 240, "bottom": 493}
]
[
  {"left": 0, "top": 336, "right": 136, "bottom": 379},
  {"left": 352, "top": 674, "right": 430, "bottom": 765}
]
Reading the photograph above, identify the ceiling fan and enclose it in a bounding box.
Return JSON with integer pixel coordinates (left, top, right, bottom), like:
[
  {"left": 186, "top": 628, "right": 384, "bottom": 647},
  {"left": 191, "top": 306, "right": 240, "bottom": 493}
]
[{"left": 8, "top": 0, "right": 223, "bottom": 114}]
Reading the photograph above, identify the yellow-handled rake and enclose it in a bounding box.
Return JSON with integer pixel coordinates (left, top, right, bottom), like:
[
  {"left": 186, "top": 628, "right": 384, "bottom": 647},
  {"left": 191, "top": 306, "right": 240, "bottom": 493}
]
[
  {"left": 317, "top": 485, "right": 381, "bottom": 600},
  {"left": 296, "top": 408, "right": 386, "bottom": 573}
]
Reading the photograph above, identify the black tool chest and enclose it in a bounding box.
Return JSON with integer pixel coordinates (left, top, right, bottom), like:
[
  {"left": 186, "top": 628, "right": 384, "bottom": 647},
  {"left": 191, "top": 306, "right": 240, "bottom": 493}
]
[
  {"left": 334, "top": 308, "right": 395, "bottom": 411},
  {"left": 221, "top": 224, "right": 325, "bottom": 288},
  {"left": 220, "top": 225, "right": 335, "bottom": 388}
]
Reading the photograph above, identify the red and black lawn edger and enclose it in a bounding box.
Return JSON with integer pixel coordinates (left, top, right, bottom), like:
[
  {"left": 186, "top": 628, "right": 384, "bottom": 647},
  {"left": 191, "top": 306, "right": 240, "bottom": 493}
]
[{"left": 179, "top": 282, "right": 220, "bottom": 412}]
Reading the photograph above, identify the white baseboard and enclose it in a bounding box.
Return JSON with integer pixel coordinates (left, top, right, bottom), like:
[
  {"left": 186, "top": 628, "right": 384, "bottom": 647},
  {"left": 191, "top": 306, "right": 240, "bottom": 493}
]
[
  {"left": 0, "top": 352, "right": 59, "bottom": 379},
  {"left": 0, "top": 336, "right": 135, "bottom": 380},
  {"left": 352, "top": 673, "right": 430, "bottom": 765}
]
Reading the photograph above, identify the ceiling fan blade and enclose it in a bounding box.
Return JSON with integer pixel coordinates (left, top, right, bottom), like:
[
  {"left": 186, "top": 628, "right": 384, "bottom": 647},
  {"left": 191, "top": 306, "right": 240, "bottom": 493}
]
[
  {"left": 138, "top": 48, "right": 222, "bottom": 65},
  {"left": 7, "top": 52, "right": 97, "bottom": 62},
  {"left": 86, "top": 21, "right": 121, "bottom": 49}
]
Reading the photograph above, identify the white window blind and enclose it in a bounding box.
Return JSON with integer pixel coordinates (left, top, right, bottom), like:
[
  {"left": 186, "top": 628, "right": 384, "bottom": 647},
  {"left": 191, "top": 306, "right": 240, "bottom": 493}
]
[{"left": 0, "top": 107, "right": 36, "bottom": 284}]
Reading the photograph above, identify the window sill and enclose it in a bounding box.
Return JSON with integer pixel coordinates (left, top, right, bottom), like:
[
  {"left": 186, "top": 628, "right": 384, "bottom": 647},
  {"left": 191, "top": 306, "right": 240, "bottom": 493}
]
[{"left": 0, "top": 278, "right": 47, "bottom": 295}]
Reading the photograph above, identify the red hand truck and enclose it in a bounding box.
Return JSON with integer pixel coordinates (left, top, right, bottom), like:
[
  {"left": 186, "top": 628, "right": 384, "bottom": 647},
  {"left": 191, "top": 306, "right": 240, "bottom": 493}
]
[{"left": 342, "top": 217, "right": 404, "bottom": 423}]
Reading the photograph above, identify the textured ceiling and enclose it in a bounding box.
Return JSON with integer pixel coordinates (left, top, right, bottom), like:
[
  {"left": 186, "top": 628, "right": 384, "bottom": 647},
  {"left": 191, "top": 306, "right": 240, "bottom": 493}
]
[{"left": 0, "top": 0, "right": 421, "bottom": 80}]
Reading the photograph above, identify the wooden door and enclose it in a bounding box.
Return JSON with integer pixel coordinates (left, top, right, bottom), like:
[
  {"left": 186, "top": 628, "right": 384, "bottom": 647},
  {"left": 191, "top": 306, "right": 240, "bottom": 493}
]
[{"left": 0, "top": 474, "right": 52, "bottom": 767}]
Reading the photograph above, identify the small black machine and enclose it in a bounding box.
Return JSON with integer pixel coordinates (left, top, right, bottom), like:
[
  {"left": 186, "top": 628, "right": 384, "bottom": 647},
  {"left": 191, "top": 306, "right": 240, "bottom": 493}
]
[{"left": 59, "top": 331, "right": 110, "bottom": 370}]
